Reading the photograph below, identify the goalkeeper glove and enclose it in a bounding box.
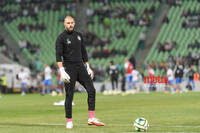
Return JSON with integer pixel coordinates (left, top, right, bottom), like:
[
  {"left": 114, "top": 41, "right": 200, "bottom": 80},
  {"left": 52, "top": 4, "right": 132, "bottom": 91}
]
[
  {"left": 86, "top": 63, "right": 94, "bottom": 79},
  {"left": 59, "top": 67, "right": 70, "bottom": 83}
]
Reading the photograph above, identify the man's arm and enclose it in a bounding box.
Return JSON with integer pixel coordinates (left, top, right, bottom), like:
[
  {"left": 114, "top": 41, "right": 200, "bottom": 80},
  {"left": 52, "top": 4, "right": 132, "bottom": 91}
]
[
  {"left": 80, "top": 34, "right": 93, "bottom": 79},
  {"left": 55, "top": 34, "right": 70, "bottom": 83},
  {"left": 56, "top": 35, "right": 63, "bottom": 63},
  {"left": 81, "top": 40, "right": 88, "bottom": 63}
]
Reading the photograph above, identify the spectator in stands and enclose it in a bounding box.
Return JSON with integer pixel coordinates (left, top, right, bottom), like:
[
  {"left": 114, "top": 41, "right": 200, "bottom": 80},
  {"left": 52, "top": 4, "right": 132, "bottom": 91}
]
[
  {"left": 13, "top": 53, "right": 20, "bottom": 62},
  {"left": 159, "top": 60, "right": 166, "bottom": 70},
  {"left": 168, "top": 0, "right": 182, "bottom": 6},
  {"left": 91, "top": 46, "right": 128, "bottom": 59},
  {"left": 186, "top": 52, "right": 193, "bottom": 66},
  {"left": 139, "top": 17, "right": 146, "bottom": 26},
  {"left": 112, "top": 30, "right": 126, "bottom": 39},
  {"left": 157, "top": 42, "right": 163, "bottom": 52},
  {"left": 0, "top": 36, "right": 6, "bottom": 47},
  {"left": 113, "top": 30, "right": 121, "bottom": 39},
  {"left": 194, "top": 40, "right": 200, "bottom": 48},
  {"left": 34, "top": 58, "right": 42, "bottom": 73},
  {"left": 181, "top": 10, "right": 186, "bottom": 17},
  {"left": 138, "top": 31, "right": 146, "bottom": 49},
  {"left": 144, "top": 8, "right": 150, "bottom": 26},
  {"left": 127, "top": 12, "right": 135, "bottom": 26},
  {"left": 101, "top": 36, "right": 112, "bottom": 45},
  {"left": 110, "top": 48, "right": 117, "bottom": 56},
  {"left": 1, "top": 46, "right": 10, "bottom": 57},
  {"left": 193, "top": 51, "right": 200, "bottom": 66},
  {"left": 164, "top": 42, "right": 170, "bottom": 52},
  {"left": 149, "top": 5, "right": 156, "bottom": 14},
  {"left": 182, "top": 21, "right": 188, "bottom": 28},
  {"left": 157, "top": 41, "right": 176, "bottom": 52},
  {"left": 18, "top": 39, "right": 27, "bottom": 51},
  {"left": 121, "top": 30, "right": 126, "bottom": 38},
  {"left": 86, "top": 7, "right": 94, "bottom": 17},
  {"left": 121, "top": 47, "right": 128, "bottom": 56},
  {"left": 103, "top": 17, "right": 111, "bottom": 28},
  {"left": 162, "top": 16, "right": 169, "bottom": 24},
  {"left": 18, "top": 23, "right": 46, "bottom": 32}
]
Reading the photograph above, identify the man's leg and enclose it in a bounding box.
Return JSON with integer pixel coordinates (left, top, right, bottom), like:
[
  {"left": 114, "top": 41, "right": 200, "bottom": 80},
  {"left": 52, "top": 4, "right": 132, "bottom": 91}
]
[
  {"left": 77, "top": 64, "right": 104, "bottom": 126},
  {"left": 21, "top": 83, "right": 26, "bottom": 96},
  {"left": 42, "top": 80, "right": 46, "bottom": 95},
  {"left": 46, "top": 80, "right": 52, "bottom": 94},
  {"left": 111, "top": 78, "right": 115, "bottom": 91},
  {"left": 0, "top": 85, "right": 2, "bottom": 98},
  {"left": 77, "top": 65, "right": 95, "bottom": 112},
  {"left": 64, "top": 65, "right": 77, "bottom": 129},
  {"left": 192, "top": 79, "right": 195, "bottom": 91},
  {"left": 115, "top": 78, "right": 118, "bottom": 89}
]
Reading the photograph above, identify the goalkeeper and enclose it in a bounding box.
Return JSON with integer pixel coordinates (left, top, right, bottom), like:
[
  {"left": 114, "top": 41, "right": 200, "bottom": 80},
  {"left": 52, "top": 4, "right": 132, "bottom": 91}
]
[{"left": 55, "top": 16, "right": 104, "bottom": 129}]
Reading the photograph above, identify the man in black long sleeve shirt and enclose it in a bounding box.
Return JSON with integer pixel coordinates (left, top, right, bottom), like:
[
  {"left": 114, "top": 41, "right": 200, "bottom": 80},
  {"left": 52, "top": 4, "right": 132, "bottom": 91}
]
[
  {"left": 55, "top": 16, "right": 104, "bottom": 129},
  {"left": 174, "top": 61, "right": 184, "bottom": 93},
  {"left": 187, "top": 65, "right": 195, "bottom": 91}
]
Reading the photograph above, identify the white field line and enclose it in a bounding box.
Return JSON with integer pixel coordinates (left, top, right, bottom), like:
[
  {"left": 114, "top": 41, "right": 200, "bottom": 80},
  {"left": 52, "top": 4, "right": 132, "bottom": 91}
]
[
  {"left": 1, "top": 123, "right": 200, "bottom": 133},
  {"left": 123, "top": 132, "right": 200, "bottom": 133},
  {"left": 7, "top": 122, "right": 200, "bottom": 128}
]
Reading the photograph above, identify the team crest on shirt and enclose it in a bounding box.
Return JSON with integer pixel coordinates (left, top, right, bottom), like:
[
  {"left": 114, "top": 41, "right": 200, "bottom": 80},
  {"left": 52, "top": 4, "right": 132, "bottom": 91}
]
[
  {"left": 66, "top": 38, "right": 71, "bottom": 45},
  {"left": 77, "top": 35, "right": 81, "bottom": 41}
]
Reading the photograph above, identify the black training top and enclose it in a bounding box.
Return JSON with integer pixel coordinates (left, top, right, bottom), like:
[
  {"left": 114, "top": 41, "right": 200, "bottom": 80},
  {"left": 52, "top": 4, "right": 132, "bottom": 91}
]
[
  {"left": 174, "top": 64, "right": 184, "bottom": 78},
  {"left": 188, "top": 69, "right": 195, "bottom": 79},
  {"left": 56, "top": 30, "right": 88, "bottom": 64}
]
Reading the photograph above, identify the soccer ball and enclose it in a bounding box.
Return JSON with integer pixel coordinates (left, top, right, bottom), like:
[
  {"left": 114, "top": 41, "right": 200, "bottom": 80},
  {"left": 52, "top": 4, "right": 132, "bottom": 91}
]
[
  {"left": 51, "top": 91, "right": 57, "bottom": 96},
  {"left": 133, "top": 117, "right": 149, "bottom": 131}
]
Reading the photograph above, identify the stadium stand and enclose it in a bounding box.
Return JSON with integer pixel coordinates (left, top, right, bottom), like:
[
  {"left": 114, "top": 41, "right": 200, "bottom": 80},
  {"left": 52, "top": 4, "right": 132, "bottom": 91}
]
[
  {"left": 87, "top": 1, "right": 160, "bottom": 67},
  {"left": 144, "top": 0, "right": 200, "bottom": 76},
  {"left": 1, "top": 0, "right": 160, "bottom": 68},
  {"left": 1, "top": 1, "right": 75, "bottom": 65}
]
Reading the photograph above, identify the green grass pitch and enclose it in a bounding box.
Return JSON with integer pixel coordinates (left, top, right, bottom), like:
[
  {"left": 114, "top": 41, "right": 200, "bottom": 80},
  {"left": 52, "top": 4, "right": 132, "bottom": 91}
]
[{"left": 0, "top": 92, "right": 200, "bottom": 133}]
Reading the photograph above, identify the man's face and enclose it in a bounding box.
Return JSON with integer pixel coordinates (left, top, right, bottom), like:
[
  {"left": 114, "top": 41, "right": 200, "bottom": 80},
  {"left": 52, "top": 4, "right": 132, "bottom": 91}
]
[{"left": 64, "top": 17, "right": 75, "bottom": 31}]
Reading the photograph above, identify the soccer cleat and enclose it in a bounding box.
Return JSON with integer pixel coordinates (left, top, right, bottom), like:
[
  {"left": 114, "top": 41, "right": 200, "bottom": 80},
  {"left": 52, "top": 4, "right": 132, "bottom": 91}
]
[
  {"left": 21, "top": 92, "right": 26, "bottom": 96},
  {"left": 54, "top": 100, "right": 75, "bottom": 106},
  {"left": 88, "top": 118, "right": 104, "bottom": 126},
  {"left": 66, "top": 121, "right": 73, "bottom": 129},
  {"left": 54, "top": 100, "right": 64, "bottom": 106}
]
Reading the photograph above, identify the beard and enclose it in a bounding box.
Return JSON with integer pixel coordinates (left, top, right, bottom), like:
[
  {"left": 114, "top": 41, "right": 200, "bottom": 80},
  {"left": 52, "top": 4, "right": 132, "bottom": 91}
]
[{"left": 65, "top": 26, "right": 74, "bottom": 31}]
